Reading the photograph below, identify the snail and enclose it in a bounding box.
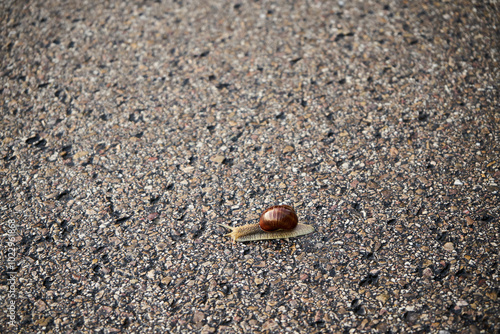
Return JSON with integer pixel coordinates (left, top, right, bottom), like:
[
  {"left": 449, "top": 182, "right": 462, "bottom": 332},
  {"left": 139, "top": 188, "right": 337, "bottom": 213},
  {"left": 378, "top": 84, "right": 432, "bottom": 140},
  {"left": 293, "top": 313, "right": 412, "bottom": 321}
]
[{"left": 220, "top": 205, "right": 314, "bottom": 242}]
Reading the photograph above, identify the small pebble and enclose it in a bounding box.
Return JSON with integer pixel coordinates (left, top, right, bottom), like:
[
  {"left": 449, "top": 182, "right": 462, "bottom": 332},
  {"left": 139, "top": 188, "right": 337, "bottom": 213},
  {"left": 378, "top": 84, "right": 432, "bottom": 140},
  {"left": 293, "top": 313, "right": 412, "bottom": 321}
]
[{"left": 443, "top": 242, "right": 454, "bottom": 251}]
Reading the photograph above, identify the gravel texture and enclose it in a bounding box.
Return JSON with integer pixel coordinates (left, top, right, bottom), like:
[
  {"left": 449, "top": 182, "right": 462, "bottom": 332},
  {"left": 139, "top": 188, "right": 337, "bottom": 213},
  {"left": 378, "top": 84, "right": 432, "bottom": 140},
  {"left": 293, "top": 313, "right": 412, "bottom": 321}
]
[{"left": 1, "top": 0, "right": 499, "bottom": 333}]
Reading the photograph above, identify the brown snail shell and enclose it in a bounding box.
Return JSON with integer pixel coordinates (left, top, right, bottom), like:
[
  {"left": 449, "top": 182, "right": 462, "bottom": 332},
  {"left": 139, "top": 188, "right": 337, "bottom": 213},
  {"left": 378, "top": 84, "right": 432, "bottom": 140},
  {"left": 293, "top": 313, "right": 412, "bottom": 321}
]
[{"left": 259, "top": 205, "right": 298, "bottom": 231}]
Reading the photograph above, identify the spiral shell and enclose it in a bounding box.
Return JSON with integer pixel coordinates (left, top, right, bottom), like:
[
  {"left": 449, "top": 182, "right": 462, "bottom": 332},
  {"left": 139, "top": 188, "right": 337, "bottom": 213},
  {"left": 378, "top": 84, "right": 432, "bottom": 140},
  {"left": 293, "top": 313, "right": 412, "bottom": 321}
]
[{"left": 259, "top": 205, "right": 298, "bottom": 231}]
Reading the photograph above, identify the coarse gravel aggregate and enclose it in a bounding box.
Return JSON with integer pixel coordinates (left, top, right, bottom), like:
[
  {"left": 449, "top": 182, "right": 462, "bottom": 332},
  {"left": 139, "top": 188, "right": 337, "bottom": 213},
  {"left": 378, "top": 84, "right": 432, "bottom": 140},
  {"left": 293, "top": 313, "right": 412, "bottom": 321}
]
[{"left": 1, "top": 0, "right": 499, "bottom": 333}]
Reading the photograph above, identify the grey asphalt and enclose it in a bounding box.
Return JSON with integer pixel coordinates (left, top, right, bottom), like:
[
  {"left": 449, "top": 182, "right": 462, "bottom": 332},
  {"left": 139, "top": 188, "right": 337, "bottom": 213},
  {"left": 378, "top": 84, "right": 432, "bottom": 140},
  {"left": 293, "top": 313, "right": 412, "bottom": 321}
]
[{"left": 1, "top": 0, "right": 499, "bottom": 333}]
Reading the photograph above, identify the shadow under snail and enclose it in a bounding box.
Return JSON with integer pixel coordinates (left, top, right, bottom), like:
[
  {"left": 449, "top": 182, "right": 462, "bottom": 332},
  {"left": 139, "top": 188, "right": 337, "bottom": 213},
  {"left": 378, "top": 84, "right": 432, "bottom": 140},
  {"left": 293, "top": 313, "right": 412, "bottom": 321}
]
[{"left": 220, "top": 205, "right": 314, "bottom": 242}]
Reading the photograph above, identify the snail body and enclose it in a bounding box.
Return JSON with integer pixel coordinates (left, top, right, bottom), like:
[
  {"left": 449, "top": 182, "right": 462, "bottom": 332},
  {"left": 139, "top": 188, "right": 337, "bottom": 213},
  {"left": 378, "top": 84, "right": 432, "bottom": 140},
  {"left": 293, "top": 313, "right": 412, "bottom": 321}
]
[{"left": 220, "top": 205, "right": 314, "bottom": 242}]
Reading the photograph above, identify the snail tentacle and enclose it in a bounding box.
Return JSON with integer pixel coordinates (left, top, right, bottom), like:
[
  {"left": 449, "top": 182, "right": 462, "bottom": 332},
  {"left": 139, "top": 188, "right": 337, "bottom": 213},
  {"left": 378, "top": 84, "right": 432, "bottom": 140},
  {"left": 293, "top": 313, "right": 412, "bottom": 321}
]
[{"left": 219, "top": 223, "right": 261, "bottom": 243}]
